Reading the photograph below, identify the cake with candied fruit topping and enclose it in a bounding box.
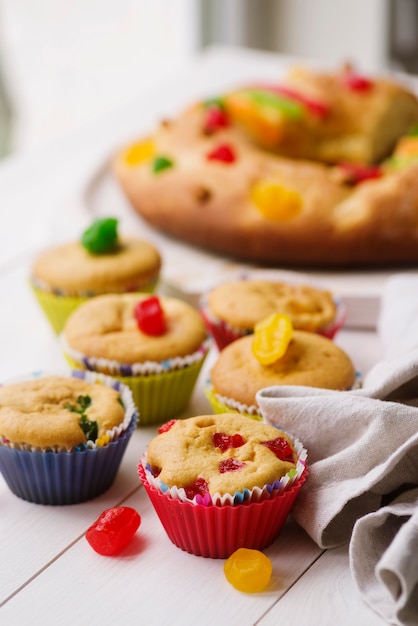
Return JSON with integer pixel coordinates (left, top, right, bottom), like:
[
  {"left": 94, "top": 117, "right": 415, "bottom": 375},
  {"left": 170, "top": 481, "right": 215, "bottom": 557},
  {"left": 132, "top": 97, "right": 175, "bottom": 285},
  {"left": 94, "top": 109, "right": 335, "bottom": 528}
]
[
  {"left": 0, "top": 371, "right": 137, "bottom": 505},
  {"left": 200, "top": 278, "right": 344, "bottom": 349},
  {"left": 30, "top": 217, "right": 161, "bottom": 335},
  {"left": 139, "top": 413, "right": 307, "bottom": 558}
]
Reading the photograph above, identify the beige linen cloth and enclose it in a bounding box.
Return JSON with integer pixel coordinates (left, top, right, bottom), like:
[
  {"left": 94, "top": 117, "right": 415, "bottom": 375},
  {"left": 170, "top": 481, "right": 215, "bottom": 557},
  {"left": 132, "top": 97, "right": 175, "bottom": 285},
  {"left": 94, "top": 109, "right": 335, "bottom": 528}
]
[{"left": 256, "top": 274, "right": 418, "bottom": 626}]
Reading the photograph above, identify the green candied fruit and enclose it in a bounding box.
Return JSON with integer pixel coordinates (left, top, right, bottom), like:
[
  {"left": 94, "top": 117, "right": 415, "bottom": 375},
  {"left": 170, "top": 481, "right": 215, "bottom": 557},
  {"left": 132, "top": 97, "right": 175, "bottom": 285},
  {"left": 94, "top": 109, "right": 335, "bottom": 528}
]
[
  {"left": 203, "top": 96, "right": 226, "bottom": 110},
  {"left": 81, "top": 217, "right": 119, "bottom": 254},
  {"left": 152, "top": 155, "right": 174, "bottom": 174},
  {"left": 65, "top": 395, "right": 98, "bottom": 442}
]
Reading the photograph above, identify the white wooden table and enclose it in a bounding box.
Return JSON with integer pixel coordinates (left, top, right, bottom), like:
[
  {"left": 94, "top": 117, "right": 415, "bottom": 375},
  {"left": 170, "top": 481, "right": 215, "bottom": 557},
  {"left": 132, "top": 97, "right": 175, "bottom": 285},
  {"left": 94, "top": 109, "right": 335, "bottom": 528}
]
[{"left": 0, "top": 46, "right": 401, "bottom": 625}]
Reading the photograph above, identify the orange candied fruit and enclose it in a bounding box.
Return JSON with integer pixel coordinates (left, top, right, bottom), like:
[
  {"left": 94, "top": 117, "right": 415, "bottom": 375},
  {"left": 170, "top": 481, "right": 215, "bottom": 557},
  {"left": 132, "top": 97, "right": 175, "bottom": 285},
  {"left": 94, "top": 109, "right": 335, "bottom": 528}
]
[
  {"left": 123, "top": 139, "right": 155, "bottom": 166},
  {"left": 252, "top": 313, "right": 293, "bottom": 365},
  {"left": 251, "top": 180, "right": 303, "bottom": 221},
  {"left": 393, "top": 135, "right": 418, "bottom": 159}
]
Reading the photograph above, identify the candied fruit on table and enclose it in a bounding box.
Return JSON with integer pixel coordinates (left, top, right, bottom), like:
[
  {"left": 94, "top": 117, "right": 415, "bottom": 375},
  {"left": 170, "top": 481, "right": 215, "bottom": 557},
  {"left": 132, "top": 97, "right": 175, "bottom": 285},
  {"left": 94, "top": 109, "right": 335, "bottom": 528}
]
[
  {"left": 224, "top": 548, "right": 273, "bottom": 593},
  {"left": 85, "top": 506, "right": 141, "bottom": 556}
]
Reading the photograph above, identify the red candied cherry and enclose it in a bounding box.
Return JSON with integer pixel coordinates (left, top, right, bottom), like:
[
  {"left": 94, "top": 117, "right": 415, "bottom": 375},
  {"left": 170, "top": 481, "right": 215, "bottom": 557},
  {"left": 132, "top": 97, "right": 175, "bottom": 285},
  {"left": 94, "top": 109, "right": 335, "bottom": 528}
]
[
  {"left": 85, "top": 507, "right": 141, "bottom": 556},
  {"left": 337, "top": 162, "right": 382, "bottom": 184},
  {"left": 204, "top": 105, "right": 230, "bottom": 133},
  {"left": 219, "top": 458, "right": 246, "bottom": 473},
  {"left": 158, "top": 419, "right": 177, "bottom": 434},
  {"left": 341, "top": 71, "right": 373, "bottom": 91},
  {"left": 206, "top": 143, "right": 236, "bottom": 163},
  {"left": 213, "top": 432, "right": 246, "bottom": 452},
  {"left": 261, "top": 437, "right": 294, "bottom": 462},
  {"left": 184, "top": 477, "right": 209, "bottom": 500},
  {"left": 134, "top": 296, "right": 166, "bottom": 336}
]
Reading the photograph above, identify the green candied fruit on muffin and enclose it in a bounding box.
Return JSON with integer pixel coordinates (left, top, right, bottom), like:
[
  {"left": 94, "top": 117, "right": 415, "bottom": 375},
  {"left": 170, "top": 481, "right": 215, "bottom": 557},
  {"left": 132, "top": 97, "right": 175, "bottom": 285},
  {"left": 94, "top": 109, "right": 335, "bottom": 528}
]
[{"left": 81, "top": 217, "right": 119, "bottom": 254}]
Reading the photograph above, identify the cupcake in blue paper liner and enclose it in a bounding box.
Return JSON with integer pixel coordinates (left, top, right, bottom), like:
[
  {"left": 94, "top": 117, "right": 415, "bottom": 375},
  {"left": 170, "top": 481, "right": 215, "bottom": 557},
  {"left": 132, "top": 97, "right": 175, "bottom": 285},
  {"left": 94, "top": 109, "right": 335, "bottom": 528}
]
[
  {"left": 0, "top": 370, "right": 137, "bottom": 505},
  {"left": 30, "top": 217, "right": 162, "bottom": 335},
  {"left": 138, "top": 413, "right": 307, "bottom": 558},
  {"left": 60, "top": 293, "right": 210, "bottom": 425}
]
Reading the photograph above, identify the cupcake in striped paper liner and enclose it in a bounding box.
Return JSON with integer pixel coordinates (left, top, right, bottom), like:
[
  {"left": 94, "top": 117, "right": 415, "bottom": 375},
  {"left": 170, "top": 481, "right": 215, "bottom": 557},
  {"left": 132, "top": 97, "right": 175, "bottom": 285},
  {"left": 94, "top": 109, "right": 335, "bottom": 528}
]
[
  {"left": 30, "top": 217, "right": 161, "bottom": 335},
  {"left": 200, "top": 278, "right": 345, "bottom": 351},
  {"left": 0, "top": 369, "right": 137, "bottom": 505},
  {"left": 60, "top": 292, "right": 210, "bottom": 425},
  {"left": 138, "top": 413, "right": 307, "bottom": 558}
]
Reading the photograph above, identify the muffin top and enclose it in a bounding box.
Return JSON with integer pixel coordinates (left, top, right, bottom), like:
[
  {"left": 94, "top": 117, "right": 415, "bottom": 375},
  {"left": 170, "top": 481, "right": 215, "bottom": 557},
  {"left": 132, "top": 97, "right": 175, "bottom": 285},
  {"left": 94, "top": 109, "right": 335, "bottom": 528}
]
[
  {"left": 31, "top": 236, "right": 161, "bottom": 294},
  {"left": 0, "top": 376, "right": 126, "bottom": 449},
  {"left": 146, "top": 413, "right": 297, "bottom": 496},
  {"left": 63, "top": 293, "right": 207, "bottom": 363},
  {"left": 207, "top": 280, "right": 336, "bottom": 332},
  {"left": 210, "top": 330, "right": 356, "bottom": 407}
]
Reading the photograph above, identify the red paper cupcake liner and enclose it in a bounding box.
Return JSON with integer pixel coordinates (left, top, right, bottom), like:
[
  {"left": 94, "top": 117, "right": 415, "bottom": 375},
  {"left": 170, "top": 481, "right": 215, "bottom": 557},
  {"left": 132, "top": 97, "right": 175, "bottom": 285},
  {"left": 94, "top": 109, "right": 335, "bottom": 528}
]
[{"left": 138, "top": 463, "right": 307, "bottom": 559}]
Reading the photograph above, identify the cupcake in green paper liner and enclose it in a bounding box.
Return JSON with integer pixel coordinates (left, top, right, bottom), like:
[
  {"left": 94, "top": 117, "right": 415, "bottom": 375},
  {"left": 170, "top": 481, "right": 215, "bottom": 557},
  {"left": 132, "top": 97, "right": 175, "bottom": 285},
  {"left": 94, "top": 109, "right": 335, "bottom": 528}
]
[
  {"left": 60, "top": 293, "right": 210, "bottom": 425},
  {"left": 30, "top": 217, "right": 162, "bottom": 335},
  {"left": 206, "top": 313, "right": 358, "bottom": 420}
]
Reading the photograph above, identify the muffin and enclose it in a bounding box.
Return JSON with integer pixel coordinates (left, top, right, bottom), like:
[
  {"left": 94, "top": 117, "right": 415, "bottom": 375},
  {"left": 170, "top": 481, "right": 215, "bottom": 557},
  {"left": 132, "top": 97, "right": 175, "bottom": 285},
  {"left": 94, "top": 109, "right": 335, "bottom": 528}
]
[
  {"left": 0, "top": 370, "right": 137, "bottom": 505},
  {"left": 206, "top": 318, "right": 356, "bottom": 419},
  {"left": 30, "top": 217, "right": 162, "bottom": 334},
  {"left": 200, "top": 279, "right": 345, "bottom": 350},
  {"left": 139, "top": 413, "right": 307, "bottom": 558},
  {"left": 61, "top": 293, "right": 210, "bottom": 425}
]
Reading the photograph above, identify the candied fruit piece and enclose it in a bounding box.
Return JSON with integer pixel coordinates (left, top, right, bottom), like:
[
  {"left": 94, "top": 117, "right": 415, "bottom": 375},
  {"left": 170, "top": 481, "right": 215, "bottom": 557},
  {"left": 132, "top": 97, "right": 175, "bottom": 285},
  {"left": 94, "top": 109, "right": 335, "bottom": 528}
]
[
  {"left": 252, "top": 313, "right": 293, "bottom": 365},
  {"left": 85, "top": 507, "right": 141, "bottom": 556},
  {"left": 184, "top": 477, "right": 209, "bottom": 500},
  {"left": 152, "top": 155, "right": 174, "bottom": 173},
  {"left": 81, "top": 217, "right": 118, "bottom": 254},
  {"left": 219, "top": 458, "right": 246, "bottom": 473},
  {"left": 204, "top": 105, "right": 230, "bottom": 133},
  {"left": 251, "top": 180, "right": 303, "bottom": 221},
  {"left": 123, "top": 140, "right": 155, "bottom": 166},
  {"left": 134, "top": 296, "right": 166, "bottom": 336},
  {"left": 261, "top": 437, "right": 294, "bottom": 462},
  {"left": 158, "top": 419, "right": 177, "bottom": 434},
  {"left": 206, "top": 143, "right": 236, "bottom": 163},
  {"left": 224, "top": 548, "right": 272, "bottom": 593},
  {"left": 213, "top": 432, "right": 246, "bottom": 452}
]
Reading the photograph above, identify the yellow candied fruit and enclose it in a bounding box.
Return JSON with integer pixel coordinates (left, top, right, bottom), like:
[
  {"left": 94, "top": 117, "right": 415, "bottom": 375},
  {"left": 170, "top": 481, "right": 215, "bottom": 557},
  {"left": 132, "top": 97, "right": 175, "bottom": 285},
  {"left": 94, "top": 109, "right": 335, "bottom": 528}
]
[
  {"left": 96, "top": 434, "right": 110, "bottom": 447},
  {"left": 224, "top": 548, "right": 273, "bottom": 593},
  {"left": 123, "top": 140, "right": 155, "bottom": 166},
  {"left": 251, "top": 180, "right": 303, "bottom": 221},
  {"left": 252, "top": 313, "right": 293, "bottom": 365}
]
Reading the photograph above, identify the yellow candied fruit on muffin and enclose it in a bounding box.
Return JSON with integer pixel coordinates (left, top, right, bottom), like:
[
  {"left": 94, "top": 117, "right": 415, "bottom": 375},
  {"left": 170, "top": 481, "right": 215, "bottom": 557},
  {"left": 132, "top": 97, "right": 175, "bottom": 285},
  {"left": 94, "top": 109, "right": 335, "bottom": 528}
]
[
  {"left": 251, "top": 180, "right": 303, "bottom": 221},
  {"left": 252, "top": 313, "right": 294, "bottom": 365},
  {"left": 123, "top": 139, "right": 155, "bottom": 166}
]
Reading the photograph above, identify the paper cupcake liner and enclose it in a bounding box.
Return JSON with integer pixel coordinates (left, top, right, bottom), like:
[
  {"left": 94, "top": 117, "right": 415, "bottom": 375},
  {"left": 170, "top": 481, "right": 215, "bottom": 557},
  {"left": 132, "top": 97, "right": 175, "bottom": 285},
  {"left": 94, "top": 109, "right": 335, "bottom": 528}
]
[
  {"left": 0, "top": 370, "right": 138, "bottom": 504},
  {"left": 138, "top": 448, "right": 307, "bottom": 558},
  {"left": 30, "top": 277, "right": 158, "bottom": 336},
  {"left": 204, "top": 383, "right": 262, "bottom": 420},
  {"left": 63, "top": 346, "right": 210, "bottom": 426},
  {"left": 199, "top": 293, "right": 346, "bottom": 350}
]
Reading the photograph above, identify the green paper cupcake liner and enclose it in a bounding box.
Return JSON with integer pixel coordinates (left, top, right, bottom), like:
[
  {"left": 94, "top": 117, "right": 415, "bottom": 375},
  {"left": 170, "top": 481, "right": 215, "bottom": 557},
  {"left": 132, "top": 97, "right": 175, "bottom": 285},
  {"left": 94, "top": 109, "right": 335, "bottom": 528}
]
[
  {"left": 64, "top": 354, "right": 208, "bottom": 426},
  {"left": 204, "top": 385, "right": 262, "bottom": 421},
  {"left": 30, "top": 279, "right": 158, "bottom": 335}
]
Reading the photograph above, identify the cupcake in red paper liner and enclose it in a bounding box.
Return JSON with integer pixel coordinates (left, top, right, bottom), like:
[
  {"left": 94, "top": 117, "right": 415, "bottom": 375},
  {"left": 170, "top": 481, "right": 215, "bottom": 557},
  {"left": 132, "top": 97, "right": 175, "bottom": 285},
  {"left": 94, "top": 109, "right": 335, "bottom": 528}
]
[
  {"left": 0, "top": 370, "right": 137, "bottom": 505},
  {"left": 200, "top": 278, "right": 345, "bottom": 350},
  {"left": 30, "top": 217, "right": 161, "bottom": 335},
  {"left": 138, "top": 413, "right": 307, "bottom": 558},
  {"left": 205, "top": 313, "right": 357, "bottom": 420},
  {"left": 60, "top": 293, "right": 210, "bottom": 425}
]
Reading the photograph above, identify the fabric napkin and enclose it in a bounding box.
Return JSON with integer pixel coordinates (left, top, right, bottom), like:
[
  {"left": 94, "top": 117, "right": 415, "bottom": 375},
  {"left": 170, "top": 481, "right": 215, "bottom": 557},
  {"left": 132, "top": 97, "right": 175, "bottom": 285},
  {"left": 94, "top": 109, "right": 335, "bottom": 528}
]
[{"left": 256, "top": 273, "right": 418, "bottom": 626}]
